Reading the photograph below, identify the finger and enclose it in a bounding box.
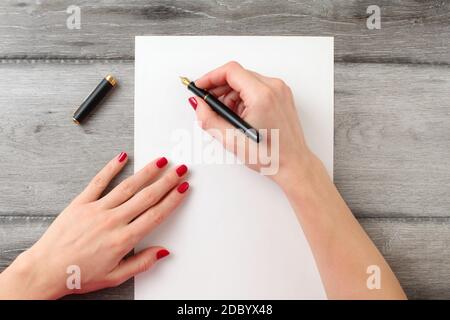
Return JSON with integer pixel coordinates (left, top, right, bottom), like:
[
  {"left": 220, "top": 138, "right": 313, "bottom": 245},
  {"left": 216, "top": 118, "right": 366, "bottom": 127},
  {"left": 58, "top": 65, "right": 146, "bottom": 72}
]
[
  {"left": 194, "top": 96, "right": 232, "bottom": 139},
  {"left": 117, "top": 164, "right": 189, "bottom": 223},
  {"left": 222, "top": 90, "right": 242, "bottom": 113},
  {"left": 195, "top": 61, "right": 264, "bottom": 97},
  {"left": 106, "top": 246, "right": 170, "bottom": 287},
  {"left": 75, "top": 152, "right": 128, "bottom": 204},
  {"left": 99, "top": 156, "right": 169, "bottom": 208},
  {"left": 218, "top": 91, "right": 241, "bottom": 113},
  {"left": 209, "top": 84, "right": 232, "bottom": 98},
  {"left": 236, "top": 100, "right": 247, "bottom": 117},
  {"left": 127, "top": 181, "right": 190, "bottom": 239},
  {"left": 193, "top": 97, "right": 248, "bottom": 154}
]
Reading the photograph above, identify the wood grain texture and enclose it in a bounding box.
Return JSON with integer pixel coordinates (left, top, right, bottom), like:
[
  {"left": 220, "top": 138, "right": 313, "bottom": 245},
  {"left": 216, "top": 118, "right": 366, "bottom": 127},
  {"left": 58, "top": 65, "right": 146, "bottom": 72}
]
[
  {"left": 0, "top": 0, "right": 448, "bottom": 64},
  {"left": 360, "top": 217, "right": 450, "bottom": 300},
  {"left": 335, "top": 63, "right": 450, "bottom": 217},
  {"left": 0, "top": 61, "right": 448, "bottom": 217},
  {"left": 0, "top": 61, "right": 134, "bottom": 216},
  {"left": 1, "top": 215, "right": 449, "bottom": 299}
]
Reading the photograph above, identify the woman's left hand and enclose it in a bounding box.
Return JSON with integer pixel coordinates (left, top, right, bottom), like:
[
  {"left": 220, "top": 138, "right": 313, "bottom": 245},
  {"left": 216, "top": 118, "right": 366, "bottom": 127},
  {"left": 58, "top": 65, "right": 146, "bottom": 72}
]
[{"left": 0, "top": 152, "right": 190, "bottom": 299}]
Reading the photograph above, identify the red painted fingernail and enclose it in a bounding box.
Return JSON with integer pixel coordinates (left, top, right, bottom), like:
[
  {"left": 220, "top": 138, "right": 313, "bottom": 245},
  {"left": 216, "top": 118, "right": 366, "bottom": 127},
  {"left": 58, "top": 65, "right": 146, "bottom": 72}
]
[
  {"left": 177, "top": 181, "right": 189, "bottom": 194},
  {"left": 156, "top": 249, "right": 170, "bottom": 260},
  {"left": 176, "top": 164, "right": 188, "bottom": 177},
  {"left": 188, "top": 97, "right": 197, "bottom": 110},
  {"left": 118, "top": 152, "right": 127, "bottom": 163},
  {"left": 156, "top": 157, "right": 168, "bottom": 168}
]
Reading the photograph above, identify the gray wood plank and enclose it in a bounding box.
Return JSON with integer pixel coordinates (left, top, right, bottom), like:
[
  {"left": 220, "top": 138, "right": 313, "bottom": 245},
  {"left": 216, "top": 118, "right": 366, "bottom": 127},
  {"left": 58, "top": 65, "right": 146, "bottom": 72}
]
[
  {"left": 1, "top": 215, "right": 449, "bottom": 299},
  {"left": 0, "top": 61, "right": 448, "bottom": 217},
  {"left": 360, "top": 217, "right": 450, "bottom": 300},
  {"left": 0, "top": 0, "right": 449, "bottom": 64},
  {"left": 335, "top": 63, "right": 450, "bottom": 217},
  {"left": 0, "top": 61, "right": 134, "bottom": 216}
]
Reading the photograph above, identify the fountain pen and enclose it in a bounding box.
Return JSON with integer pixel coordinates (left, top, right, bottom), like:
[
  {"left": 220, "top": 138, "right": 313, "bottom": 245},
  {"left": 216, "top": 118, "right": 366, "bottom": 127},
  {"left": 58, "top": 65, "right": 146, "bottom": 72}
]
[{"left": 180, "top": 77, "right": 260, "bottom": 143}]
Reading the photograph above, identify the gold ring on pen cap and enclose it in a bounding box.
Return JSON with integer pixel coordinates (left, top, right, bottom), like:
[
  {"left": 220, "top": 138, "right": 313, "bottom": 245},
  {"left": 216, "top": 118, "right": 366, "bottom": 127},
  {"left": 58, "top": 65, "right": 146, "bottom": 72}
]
[{"left": 105, "top": 75, "right": 117, "bottom": 86}]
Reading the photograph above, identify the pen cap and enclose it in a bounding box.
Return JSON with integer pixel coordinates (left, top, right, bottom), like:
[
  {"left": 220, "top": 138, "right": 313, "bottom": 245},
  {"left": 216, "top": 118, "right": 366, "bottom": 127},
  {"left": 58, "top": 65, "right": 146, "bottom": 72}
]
[{"left": 73, "top": 75, "right": 117, "bottom": 124}]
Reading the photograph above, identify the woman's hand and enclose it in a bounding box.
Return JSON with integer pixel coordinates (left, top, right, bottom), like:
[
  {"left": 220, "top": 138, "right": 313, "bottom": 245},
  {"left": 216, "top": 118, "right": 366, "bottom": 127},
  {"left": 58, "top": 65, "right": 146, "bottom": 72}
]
[
  {"left": 0, "top": 152, "right": 190, "bottom": 299},
  {"left": 188, "top": 61, "right": 314, "bottom": 184}
]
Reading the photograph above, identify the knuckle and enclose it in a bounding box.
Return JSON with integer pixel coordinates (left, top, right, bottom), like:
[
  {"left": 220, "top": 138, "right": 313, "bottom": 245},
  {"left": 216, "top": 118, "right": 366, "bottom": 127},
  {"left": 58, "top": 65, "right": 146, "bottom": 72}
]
[
  {"left": 138, "top": 258, "right": 153, "bottom": 273},
  {"left": 92, "top": 175, "right": 107, "bottom": 190},
  {"left": 270, "top": 78, "right": 292, "bottom": 98},
  {"left": 164, "top": 172, "right": 179, "bottom": 186},
  {"left": 226, "top": 60, "right": 242, "bottom": 70},
  {"left": 147, "top": 209, "right": 164, "bottom": 226},
  {"left": 103, "top": 213, "right": 118, "bottom": 227},
  {"left": 284, "top": 84, "right": 293, "bottom": 96},
  {"left": 152, "top": 212, "right": 165, "bottom": 226},
  {"left": 123, "top": 231, "right": 137, "bottom": 245},
  {"left": 112, "top": 232, "right": 135, "bottom": 251},
  {"left": 109, "top": 239, "right": 123, "bottom": 252},
  {"left": 142, "top": 163, "right": 156, "bottom": 176},
  {"left": 143, "top": 188, "right": 157, "bottom": 205},
  {"left": 271, "top": 78, "right": 286, "bottom": 90},
  {"left": 256, "top": 86, "right": 275, "bottom": 104},
  {"left": 119, "top": 180, "right": 135, "bottom": 198}
]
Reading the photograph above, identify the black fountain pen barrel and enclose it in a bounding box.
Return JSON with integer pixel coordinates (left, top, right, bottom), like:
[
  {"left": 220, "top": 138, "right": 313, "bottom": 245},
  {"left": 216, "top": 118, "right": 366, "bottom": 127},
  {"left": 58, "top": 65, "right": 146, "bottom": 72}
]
[
  {"left": 187, "top": 81, "right": 260, "bottom": 143},
  {"left": 188, "top": 81, "right": 246, "bottom": 128},
  {"left": 187, "top": 82, "right": 209, "bottom": 98},
  {"left": 207, "top": 96, "right": 261, "bottom": 143},
  {"left": 187, "top": 81, "right": 260, "bottom": 142}
]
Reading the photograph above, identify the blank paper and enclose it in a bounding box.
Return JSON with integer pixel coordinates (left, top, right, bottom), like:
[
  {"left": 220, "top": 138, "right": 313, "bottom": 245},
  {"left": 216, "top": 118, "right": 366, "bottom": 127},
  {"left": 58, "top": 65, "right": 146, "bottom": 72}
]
[{"left": 134, "top": 36, "right": 333, "bottom": 299}]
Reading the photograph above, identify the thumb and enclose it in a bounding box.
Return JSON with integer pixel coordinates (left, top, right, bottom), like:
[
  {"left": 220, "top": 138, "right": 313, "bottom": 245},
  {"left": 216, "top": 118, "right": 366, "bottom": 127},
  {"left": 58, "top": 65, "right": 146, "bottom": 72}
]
[{"left": 106, "top": 246, "right": 170, "bottom": 287}]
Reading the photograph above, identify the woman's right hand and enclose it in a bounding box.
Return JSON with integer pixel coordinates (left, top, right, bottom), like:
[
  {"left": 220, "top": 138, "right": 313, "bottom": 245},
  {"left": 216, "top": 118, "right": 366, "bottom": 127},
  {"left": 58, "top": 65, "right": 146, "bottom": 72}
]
[{"left": 188, "top": 61, "right": 317, "bottom": 184}]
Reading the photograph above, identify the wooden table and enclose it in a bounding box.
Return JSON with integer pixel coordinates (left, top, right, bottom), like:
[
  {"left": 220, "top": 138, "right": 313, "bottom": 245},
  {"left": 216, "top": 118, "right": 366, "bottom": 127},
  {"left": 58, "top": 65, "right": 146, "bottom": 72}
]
[{"left": 0, "top": 0, "right": 449, "bottom": 299}]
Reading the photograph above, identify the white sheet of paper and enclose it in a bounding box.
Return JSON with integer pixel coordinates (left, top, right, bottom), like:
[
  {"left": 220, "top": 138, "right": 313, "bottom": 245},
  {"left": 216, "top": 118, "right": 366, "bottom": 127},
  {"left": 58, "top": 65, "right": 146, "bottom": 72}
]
[{"left": 134, "top": 36, "right": 333, "bottom": 299}]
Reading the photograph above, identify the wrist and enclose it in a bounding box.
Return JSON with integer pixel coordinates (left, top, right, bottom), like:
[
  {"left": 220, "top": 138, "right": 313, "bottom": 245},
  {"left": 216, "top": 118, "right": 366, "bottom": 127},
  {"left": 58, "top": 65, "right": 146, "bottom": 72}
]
[
  {"left": 273, "top": 150, "right": 335, "bottom": 204},
  {"left": 0, "top": 248, "right": 68, "bottom": 299},
  {"left": 273, "top": 150, "right": 346, "bottom": 229},
  {"left": 274, "top": 150, "right": 324, "bottom": 189}
]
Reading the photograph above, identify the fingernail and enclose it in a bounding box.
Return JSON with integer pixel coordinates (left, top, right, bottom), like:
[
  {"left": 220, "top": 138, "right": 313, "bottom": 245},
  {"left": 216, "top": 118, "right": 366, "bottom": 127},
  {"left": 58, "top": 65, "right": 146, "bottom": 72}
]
[
  {"left": 156, "top": 249, "right": 170, "bottom": 260},
  {"left": 188, "top": 97, "right": 197, "bottom": 110},
  {"left": 176, "top": 164, "right": 188, "bottom": 177},
  {"left": 118, "top": 152, "right": 127, "bottom": 163},
  {"left": 156, "top": 157, "right": 168, "bottom": 168},
  {"left": 177, "top": 181, "right": 189, "bottom": 194}
]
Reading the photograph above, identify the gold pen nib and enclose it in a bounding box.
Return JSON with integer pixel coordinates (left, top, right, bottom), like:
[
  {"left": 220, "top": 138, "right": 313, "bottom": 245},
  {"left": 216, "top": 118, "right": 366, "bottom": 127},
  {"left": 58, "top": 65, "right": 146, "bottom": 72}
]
[{"left": 180, "top": 76, "right": 191, "bottom": 86}]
